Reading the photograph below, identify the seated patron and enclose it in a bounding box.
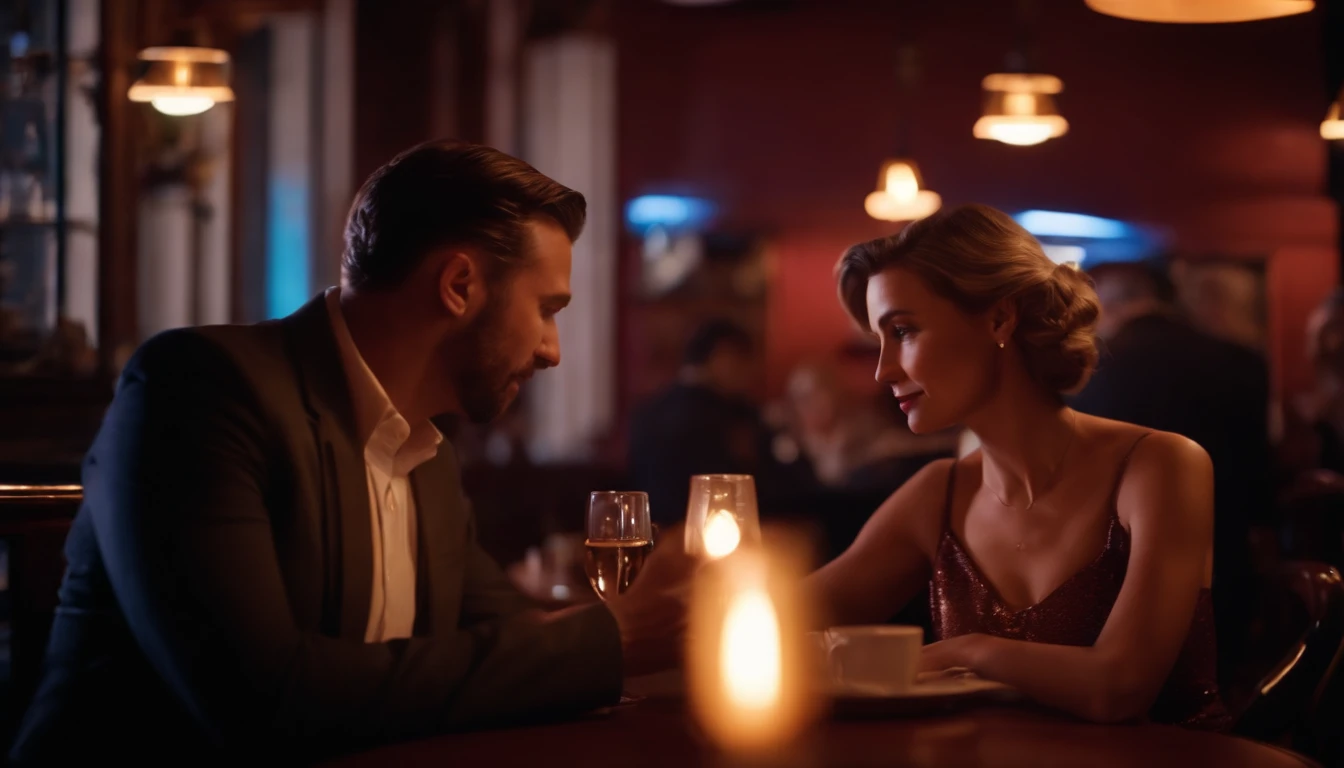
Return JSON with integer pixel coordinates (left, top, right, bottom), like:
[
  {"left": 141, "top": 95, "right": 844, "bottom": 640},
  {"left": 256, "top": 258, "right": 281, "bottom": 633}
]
[
  {"left": 629, "top": 320, "right": 777, "bottom": 525},
  {"left": 13, "top": 141, "right": 694, "bottom": 763},
  {"left": 806, "top": 205, "right": 1229, "bottom": 729}
]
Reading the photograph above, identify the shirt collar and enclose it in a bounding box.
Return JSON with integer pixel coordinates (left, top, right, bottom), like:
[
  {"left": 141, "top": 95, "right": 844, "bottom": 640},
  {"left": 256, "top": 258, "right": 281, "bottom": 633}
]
[{"left": 325, "top": 287, "right": 443, "bottom": 476}]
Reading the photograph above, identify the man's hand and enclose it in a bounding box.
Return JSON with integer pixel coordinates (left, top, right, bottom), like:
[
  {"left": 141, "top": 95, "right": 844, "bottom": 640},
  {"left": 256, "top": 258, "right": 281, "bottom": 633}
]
[{"left": 604, "top": 524, "right": 700, "bottom": 677}]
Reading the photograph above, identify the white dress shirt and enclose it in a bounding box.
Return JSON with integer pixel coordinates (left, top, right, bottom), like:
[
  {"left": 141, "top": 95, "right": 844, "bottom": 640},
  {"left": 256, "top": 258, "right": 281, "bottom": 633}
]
[{"left": 325, "top": 288, "right": 443, "bottom": 642}]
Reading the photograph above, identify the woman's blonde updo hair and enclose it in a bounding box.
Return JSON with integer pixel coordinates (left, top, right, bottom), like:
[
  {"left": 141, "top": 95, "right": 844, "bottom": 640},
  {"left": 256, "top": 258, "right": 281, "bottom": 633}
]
[{"left": 836, "top": 203, "right": 1101, "bottom": 395}]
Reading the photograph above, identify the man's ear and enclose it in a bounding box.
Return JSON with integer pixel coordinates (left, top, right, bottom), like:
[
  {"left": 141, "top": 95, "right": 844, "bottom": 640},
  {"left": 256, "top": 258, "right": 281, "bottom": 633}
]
[{"left": 437, "top": 250, "right": 477, "bottom": 320}]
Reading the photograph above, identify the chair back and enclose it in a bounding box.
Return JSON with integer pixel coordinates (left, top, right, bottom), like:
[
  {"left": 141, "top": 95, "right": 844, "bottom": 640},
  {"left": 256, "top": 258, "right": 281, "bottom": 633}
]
[
  {"left": 1277, "top": 470, "right": 1344, "bottom": 568},
  {"left": 1235, "top": 560, "right": 1344, "bottom": 766}
]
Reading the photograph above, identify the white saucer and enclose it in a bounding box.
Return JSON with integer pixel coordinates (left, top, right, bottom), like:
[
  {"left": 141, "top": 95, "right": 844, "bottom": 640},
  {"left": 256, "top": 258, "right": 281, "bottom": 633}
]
[
  {"left": 829, "top": 674, "right": 1013, "bottom": 699},
  {"left": 826, "top": 671, "right": 1020, "bottom": 718}
]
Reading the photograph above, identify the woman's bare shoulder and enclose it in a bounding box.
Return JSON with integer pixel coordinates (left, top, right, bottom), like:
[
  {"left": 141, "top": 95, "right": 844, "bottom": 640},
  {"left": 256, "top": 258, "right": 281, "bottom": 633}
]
[
  {"left": 1123, "top": 429, "right": 1213, "bottom": 493},
  {"left": 1075, "top": 413, "right": 1208, "bottom": 471},
  {"left": 1075, "top": 414, "right": 1213, "bottom": 531},
  {"left": 859, "top": 456, "right": 960, "bottom": 555}
]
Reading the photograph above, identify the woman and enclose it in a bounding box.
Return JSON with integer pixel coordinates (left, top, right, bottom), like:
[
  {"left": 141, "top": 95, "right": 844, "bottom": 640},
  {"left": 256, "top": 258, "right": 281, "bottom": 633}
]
[{"left": 807, "top": 204, "right": 1229, "bottom": 729}]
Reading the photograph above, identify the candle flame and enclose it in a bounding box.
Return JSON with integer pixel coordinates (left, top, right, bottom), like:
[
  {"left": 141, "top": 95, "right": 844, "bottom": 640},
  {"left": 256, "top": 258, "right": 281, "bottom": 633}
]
[
  {"left": 703, "top": 511, "right": 742, "bottom": 559},
  {"left": 720, "top": 587, "right": 782, "bottom": 711}
]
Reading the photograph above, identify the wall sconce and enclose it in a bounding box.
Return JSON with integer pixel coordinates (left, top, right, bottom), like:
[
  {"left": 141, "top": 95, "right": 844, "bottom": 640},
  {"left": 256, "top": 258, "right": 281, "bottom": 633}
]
[
  {"left": 864, "top": 158, "right": 942, "bottom": 223},
  {"left": 1085, "top": 0, "right": 1313, "bottom": 23},
  {"left": 1322, "top": 93, "right": 1344, "bottom": 140},
  {"left": 128, "top": 46, "right": 235, "bottom": 116},
  {"left": 973, "top": 73, "right": 1068, "bottom": 147}
]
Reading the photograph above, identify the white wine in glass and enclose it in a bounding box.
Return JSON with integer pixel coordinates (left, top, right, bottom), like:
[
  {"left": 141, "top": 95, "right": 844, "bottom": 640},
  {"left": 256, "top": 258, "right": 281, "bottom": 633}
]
[{"left": 584, "top": 491, "right": 653, "bottom": 601}]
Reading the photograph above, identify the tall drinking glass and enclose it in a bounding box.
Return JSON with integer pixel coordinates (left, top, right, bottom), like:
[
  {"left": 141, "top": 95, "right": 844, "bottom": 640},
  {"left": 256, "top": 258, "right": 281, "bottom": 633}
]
[
  {"left": 684, "top": 474, "right": 761, "bottom": 559},
  {"left": 584, "top": 491, "right": 653, "bottom": 601}
]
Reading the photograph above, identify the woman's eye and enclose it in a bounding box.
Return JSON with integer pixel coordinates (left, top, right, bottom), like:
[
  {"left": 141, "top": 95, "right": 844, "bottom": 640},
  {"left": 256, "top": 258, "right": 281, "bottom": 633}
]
[{"left": 889, "top": 325, "right": 915, "bottom": 341}]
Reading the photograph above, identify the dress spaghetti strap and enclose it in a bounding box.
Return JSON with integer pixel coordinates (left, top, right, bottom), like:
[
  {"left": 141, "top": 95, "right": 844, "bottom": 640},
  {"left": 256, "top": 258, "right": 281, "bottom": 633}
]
[
  {"left": 941, "top": 458, "right": 959, "bottom": 531},
  {"left": 1107, "top": 431, "right": 1155, "bottom": 511}
]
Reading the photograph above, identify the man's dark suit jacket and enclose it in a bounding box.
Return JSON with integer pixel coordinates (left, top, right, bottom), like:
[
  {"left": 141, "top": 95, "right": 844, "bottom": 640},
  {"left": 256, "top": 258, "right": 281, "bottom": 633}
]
[
  {"left": 1070, "top": 312, "right": 1270, "bottom": 679},
  {"left": 10, "top": 295, "right": 622, "bottom": 764}
]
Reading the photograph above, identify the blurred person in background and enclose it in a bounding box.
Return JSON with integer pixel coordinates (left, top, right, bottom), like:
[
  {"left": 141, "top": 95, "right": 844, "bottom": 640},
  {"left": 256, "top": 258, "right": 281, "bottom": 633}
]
[
  {"left": 628, "top": 319, "right": 785, "bottom": 525},
  {"left": 785, "top": 360, "right": 956, "bottom": 554},
  {"left": 1272, "top": 291, "right": 1344, "bottom": 569},
  {"left": 1299, "top": 289, "right": 1344, "bottom": 475},
  {"left": 1071, "top": 259, "right": 1268, "bottom": 691}
]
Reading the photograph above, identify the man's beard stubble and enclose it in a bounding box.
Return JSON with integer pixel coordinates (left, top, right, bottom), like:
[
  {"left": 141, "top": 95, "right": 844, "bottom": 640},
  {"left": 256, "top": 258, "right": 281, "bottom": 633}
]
[{"left": 451, "top": 299, "right": 528, "bottom": 424}]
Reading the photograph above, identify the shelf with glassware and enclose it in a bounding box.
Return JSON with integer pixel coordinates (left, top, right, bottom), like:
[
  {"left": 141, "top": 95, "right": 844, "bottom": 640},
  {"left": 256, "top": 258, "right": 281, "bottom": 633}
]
[{"left": 0, "top": 2, "right": 100, "bottom": 380}]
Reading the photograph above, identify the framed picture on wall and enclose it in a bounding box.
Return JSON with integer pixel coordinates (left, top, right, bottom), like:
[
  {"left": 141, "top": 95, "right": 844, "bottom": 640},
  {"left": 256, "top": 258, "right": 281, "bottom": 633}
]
[{"left": 1170, "top": 257, "right": 1268, "bottom": 353}]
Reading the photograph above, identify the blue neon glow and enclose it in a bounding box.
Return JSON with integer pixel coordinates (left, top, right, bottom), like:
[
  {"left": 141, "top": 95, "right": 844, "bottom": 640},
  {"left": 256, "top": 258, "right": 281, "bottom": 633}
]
[
  {"left": 9, "top": 32, "right": 29, "bottom": 58},
  {"left": 1014, "top": 210, "right": 1132, "bottom": 240},
  {"left": 1076, "top": 240, "right": 1156, "bottom": 270},
  {"left": 625, "top": 195, "right": 715, "bottom": 234},
  {"left": 266, "top": 176, "right": 310, "bottom": 319}
]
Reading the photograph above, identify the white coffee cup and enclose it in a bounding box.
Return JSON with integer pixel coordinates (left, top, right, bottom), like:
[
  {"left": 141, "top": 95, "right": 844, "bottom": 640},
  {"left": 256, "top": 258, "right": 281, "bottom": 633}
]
[{"left": 821, "top": 625, "right": 923, "bottom": 693}]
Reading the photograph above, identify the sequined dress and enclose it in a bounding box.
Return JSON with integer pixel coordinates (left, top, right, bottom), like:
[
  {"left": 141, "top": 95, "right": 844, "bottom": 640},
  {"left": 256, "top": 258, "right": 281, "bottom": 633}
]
[{"left": 929, "top": 437, "right": 1231, "bottom": 731}]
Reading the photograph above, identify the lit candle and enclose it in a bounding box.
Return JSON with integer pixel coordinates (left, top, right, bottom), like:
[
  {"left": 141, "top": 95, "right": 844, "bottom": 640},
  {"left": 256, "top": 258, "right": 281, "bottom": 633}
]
[
  {"left": 688, "top": 536, "right": 822, "bottom": 758},
  {"left": 685, "top": 475, "right": 761, "bottom": 560}
]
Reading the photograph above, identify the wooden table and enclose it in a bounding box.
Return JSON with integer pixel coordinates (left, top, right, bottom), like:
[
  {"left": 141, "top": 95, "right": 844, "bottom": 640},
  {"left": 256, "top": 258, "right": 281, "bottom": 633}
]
[{"left": 323, "top": 695, "right": 1318, "bottom": 768}]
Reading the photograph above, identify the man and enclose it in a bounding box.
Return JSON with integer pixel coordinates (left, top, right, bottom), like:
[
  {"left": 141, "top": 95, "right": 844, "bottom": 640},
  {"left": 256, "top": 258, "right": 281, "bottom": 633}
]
[
  {"left": 13, "top": 141, "right": 692, "bottom": 763},
  {"left": 1071, "top": 259, "right": 1269, "bottom": 686},
  {"left": 629, "top": 320, "right": 803, "bottom": 525}
]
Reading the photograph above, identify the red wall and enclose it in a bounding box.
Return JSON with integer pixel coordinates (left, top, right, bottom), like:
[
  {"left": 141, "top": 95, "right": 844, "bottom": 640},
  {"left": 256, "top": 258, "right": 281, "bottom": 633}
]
[{"left": 616, "top": 0, "right": 1337, "bottom": 401}]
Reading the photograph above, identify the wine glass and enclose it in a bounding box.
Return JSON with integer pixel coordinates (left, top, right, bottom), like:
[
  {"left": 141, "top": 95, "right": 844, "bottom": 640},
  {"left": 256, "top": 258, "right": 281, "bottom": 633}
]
[
  {"left": 584, "top": 491, "right": 653, "bottom": 601},
  {"left": 684, "top": 474, "right": 761, "bottom": 559}
]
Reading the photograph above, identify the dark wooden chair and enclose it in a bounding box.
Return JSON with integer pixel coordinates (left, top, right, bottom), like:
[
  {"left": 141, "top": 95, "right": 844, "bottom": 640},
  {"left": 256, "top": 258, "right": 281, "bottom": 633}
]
[
  {"left": 1235, "top": 560, "right": 1344, "bottom": 766},
  {"left": 1277, "top": 470, "right": 1344, "bottom": 569},
  {"left": 0, "top": 485, "right": 79, "bottom": 749}
]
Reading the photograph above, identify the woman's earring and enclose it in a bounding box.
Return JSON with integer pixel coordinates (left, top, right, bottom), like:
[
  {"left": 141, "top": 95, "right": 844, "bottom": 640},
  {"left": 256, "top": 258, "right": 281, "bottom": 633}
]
[{"left": 997, "top": 341, "right": 1005, "bottom": 349}]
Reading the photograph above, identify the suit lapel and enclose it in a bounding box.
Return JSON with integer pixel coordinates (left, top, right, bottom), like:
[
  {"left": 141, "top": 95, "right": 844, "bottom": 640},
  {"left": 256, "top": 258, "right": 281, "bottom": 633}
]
[
  {"left": 325, "top": 425, "right": 374, "bottom": 640},
  {"left": 410, "top": 460, "right": 454, "bottom": 634},
  {"left": 283, "top": 293, "right": 374, "bottom": 641}
]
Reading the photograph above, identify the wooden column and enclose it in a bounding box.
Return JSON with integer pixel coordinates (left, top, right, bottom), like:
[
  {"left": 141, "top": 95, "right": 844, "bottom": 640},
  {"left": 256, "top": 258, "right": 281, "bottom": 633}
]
[
  {"left": 98, "top": 0, "right": 140, "bottom": 373},
  {"left": 1327, "top": 0, "right": 1344, "bottom": 280}
]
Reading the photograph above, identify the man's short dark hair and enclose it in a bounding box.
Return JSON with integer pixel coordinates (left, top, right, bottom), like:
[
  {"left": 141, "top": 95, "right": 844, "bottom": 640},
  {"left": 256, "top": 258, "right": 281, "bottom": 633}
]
[
  {"left": 684, "top": 319, "right": 753, "bottom": 366},
  {"left": 342, "top": 140, "right": 587, "bottom": 291}
]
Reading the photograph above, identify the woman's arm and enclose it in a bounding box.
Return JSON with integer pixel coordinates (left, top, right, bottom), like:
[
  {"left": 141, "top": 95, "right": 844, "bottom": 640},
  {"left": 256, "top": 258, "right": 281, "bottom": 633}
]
[
  {"left": 919, "top": 433, "right": 1214, "bottom": 723},
  {"left": 805, "top": 458, "right": 953, "bottom": 628}
]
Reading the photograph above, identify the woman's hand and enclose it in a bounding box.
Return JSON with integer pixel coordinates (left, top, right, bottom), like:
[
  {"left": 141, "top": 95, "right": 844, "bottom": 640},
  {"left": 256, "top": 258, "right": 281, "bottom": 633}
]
[{"left": 919, "top": 633, "right": 990, "bottom": 674}]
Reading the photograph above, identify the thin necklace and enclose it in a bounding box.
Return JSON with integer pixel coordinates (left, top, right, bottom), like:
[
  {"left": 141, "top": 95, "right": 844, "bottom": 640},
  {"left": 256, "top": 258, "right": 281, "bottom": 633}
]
[{"left": 987, "top": 410, "right": 1078, "bottom": 513}]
